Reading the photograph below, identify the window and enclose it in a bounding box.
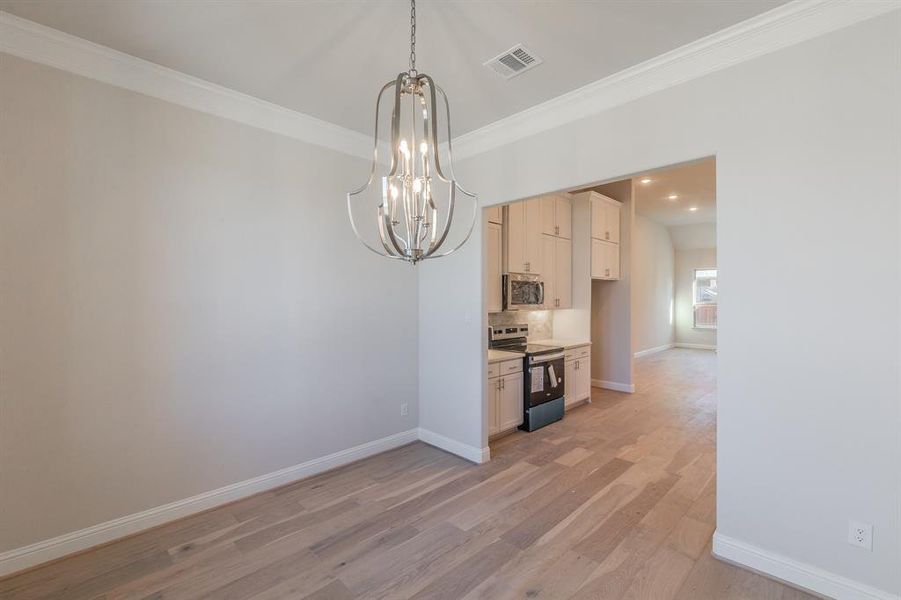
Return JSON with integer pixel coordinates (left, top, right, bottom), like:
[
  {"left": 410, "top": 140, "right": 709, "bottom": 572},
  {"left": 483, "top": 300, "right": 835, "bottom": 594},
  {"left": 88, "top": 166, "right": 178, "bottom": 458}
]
[{"left": 693, "top": 269, "right": 717, "bottom": 329}]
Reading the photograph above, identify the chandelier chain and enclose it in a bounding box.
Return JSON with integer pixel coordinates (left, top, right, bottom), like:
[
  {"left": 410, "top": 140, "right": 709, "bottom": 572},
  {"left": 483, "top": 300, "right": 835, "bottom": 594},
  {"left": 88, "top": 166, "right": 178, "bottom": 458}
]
[{"left": 409, "top": 0, "right": 416, "bottom": 74}]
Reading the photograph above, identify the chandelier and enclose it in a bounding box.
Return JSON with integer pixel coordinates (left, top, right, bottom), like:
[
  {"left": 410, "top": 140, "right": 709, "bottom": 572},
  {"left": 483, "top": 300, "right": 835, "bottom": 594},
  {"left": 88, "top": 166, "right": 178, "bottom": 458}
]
[{"left": 347, "top": 0, "right": 477, "bottom": 264}]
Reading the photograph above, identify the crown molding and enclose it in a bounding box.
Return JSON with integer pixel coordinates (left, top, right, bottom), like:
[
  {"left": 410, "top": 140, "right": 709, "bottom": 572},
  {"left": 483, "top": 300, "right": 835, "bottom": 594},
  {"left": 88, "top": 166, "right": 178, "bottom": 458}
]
[
  {"left": 0, "top": 11, "right": 374, "bottom": 161},
  {"left": 452, "top": 0, "right": 901, "bottom": 160},
  {"left": 2, "top": 2, "right": 897, "bottom": 164}
]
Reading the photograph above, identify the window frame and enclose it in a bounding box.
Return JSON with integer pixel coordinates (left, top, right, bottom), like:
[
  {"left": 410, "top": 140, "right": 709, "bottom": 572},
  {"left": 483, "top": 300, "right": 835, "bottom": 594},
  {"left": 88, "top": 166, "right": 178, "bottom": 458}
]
[{"left": 692, "top": 268, "right": 718, "bottom": 330}]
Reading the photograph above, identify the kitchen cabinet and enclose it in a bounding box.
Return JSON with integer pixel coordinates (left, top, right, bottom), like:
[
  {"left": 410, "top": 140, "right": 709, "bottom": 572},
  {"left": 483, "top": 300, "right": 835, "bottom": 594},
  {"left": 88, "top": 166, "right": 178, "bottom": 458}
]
[
  {"left": 540, "top": 195, "right": 572, "bottom": 239},
  {"left": 486, "top": 222, "right": 503, "bottom": 312},
  {"left": 541, "top": 235, "right": 572, "bottom": 309},
  {"left": 591, "top": 239, "right": 620, "bottom": 280},
  {"left": 487, "top": 359, "right": 523, "bottom": 437},
  {"left": 486, "top": 205, "right": 503, "bottom": 225},
  {"left": 564, "top": 345, "right": 592, "bottom": 407},
  {"left": 506, "top": 199, "right": 542, "bottom": 274},
  {"left": 591, "top": 193, "right": 621, "bottom": 243}
]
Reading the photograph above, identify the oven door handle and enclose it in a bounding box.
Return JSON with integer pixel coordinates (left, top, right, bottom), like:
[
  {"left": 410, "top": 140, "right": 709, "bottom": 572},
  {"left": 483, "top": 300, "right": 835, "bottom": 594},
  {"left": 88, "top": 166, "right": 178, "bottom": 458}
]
[{"left": 530, "top": 352, "right": 565, "bottom": 364}]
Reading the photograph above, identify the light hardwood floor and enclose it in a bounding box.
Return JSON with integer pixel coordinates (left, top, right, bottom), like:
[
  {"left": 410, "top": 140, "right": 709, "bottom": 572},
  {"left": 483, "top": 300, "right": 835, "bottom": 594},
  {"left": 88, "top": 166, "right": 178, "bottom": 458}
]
[{"left": 0, "top": 349, "right": 815, "bottom": 600}]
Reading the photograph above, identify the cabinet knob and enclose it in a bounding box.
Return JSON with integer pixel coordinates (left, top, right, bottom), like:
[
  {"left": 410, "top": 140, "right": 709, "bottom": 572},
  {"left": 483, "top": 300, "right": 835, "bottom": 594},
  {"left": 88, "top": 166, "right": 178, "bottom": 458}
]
[{"left": 605, "top": 231, "right": 609, "bottom": 240}]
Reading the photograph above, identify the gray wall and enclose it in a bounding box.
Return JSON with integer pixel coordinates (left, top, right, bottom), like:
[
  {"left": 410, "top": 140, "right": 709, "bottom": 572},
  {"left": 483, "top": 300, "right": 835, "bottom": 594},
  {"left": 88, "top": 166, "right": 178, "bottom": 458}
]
[
  {"left": 674, "top": 248, "right": 717, "bottom": 348},
  {"left": 422, "top": 14, "right": 900, "bottom": 595},
  {"left": 0, "top": 55, "right": 418, "bottom": 552},
  {"left": 632, "top": 213, "right": 675, "bottom": 353}
]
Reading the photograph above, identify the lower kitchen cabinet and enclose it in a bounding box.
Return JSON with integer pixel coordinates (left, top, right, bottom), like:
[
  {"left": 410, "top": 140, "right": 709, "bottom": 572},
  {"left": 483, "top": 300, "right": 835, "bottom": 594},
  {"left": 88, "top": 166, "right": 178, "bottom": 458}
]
[
  {"left": 487, "top": 363, "right": 524, "bottom": 437},
  {"left": 564, "top": 345, "right": 592, "bottom": 407}
]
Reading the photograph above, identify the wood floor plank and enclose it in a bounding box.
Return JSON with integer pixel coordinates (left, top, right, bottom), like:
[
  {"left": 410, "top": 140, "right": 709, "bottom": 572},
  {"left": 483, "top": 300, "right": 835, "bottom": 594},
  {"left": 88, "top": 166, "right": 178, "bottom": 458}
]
[{"left": 0, "top": 349, "right": 816, "bottom": 600}]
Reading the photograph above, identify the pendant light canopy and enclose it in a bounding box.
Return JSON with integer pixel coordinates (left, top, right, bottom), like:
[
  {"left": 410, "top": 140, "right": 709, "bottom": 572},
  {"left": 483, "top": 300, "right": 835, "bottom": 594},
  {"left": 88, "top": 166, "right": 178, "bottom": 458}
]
[{"left": 347, "top": 0, "right": 477, "bottom": 264}]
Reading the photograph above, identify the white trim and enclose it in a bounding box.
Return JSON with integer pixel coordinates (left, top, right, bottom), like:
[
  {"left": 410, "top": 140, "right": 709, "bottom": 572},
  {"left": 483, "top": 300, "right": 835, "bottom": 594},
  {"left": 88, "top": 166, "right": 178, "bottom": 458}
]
[
  {"left": 452, "top": 0, "right": 901, "bottom": 159},
  {"left": 592, "top": 379, "right": 635, "bottom": 394},
  {"left": 634, "top": 343, "right": 675, "bottom": 358},
  {"left": 713, "top": 531, "right": 899, "bottom": 600},
  {"left": 0, "top": 11, "right": 372, "bottom": 161},
  {"left": 0, "top": 428, "right": 418, "bottom": 578},
  {"left": 418, "top": 428, "right": 490, "bottom": 464},
  {"left": 3, "top": 3, "right": 898, "bottom": 164},
  {"left": 675, "top": 343, "right": 717, "bottom": 351}
]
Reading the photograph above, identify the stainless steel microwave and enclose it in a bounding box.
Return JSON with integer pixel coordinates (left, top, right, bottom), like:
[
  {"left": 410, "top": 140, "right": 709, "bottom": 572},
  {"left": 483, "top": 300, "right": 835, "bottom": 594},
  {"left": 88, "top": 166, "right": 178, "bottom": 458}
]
[{"left": 503, "top": 273, "right": 545, "bottom": 310}]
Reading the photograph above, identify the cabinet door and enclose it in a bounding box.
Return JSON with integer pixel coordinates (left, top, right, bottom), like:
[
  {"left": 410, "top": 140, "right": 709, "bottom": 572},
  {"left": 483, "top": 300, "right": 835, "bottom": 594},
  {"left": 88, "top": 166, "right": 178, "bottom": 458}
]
[
  {"left": 486, "top": 222, "right": 503, "bottom": 312},
  {"left": 524, "top": 199, "right": 543, "bottom": 274},
  {"left": 591, "top": 238, "right": 606, "bottom": 279},
  {"left": 498, "top": 373, "right": 524, "bottom": 431},
  {"left": 575, "top": 357, "right": 592, "bottom": 401},
  {"left": 607, "top": 243, "right": 620, "bottom": 280},
  {"left": 591, "top": 198, "right": 606, "bottom": 240},
  {"left": 487, "top": 377, "right": 500, "bottom": 436},
  {"left": 555, "top": 237, "right": 572, "bottom": 309},
  {"left": 487, "top": 205, "right": 503, "bottom": 225},
  {"left": 564, "top": 360, "right": 577, "bottom": 407},
  {"left": 555, "top": 196, "right": 572, "bottom": 239},
  {"left": 540, "top": 234, "right": 556, "bottom": 309},
  {"left": 506, "top": 202, "right": 525, "bottom": 272},
  {"left": 605, "top": 203, "right": 621, "bottom": 243},
  {"left": 540, "top": 196, "right": 557, "bottom": 236}
]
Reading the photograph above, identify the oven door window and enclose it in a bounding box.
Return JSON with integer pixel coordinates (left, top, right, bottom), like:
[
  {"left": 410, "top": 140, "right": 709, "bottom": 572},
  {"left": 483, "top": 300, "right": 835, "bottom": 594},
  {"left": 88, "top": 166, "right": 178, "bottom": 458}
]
[{"left": 511, "top": 280, "right": 543, "bottom": 305}]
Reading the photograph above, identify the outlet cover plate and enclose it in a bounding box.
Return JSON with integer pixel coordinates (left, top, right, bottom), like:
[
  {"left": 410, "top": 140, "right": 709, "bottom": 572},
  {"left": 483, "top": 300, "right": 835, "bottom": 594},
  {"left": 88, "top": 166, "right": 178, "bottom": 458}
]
[{"left": 848, "top": 520, "right": 873, "bottom": 550}]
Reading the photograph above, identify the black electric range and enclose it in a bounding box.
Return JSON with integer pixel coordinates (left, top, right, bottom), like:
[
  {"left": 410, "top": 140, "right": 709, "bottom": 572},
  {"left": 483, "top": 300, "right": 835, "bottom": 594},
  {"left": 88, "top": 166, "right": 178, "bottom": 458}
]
[{"left": 489, "top": 325, "right": 566, "bottom": 431}]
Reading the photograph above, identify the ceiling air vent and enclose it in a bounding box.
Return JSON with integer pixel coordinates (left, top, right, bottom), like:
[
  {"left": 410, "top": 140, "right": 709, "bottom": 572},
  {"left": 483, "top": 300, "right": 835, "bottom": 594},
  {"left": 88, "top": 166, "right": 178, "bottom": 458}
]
[{"left": 483, "top": 44, "right": 543, "bottom": 79}]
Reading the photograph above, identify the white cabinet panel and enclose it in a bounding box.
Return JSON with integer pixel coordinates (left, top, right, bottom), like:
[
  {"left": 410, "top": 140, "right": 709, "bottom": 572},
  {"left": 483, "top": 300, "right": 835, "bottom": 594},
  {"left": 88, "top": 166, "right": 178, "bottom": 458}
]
[
  {"left": 540, "top": 195, "right": 557, "bottom": 236},
  {"left": 487, "top": 376, "right": 499, "bottom": 436},
  {"left": 506, "top": 202, "right": 525, "bottom": 273},
  {"left": 506, "top": 199, "right": 542, "bottom": 274},
  {"left": 605, "top": 202, "right": 620, "bottom": 243},
  {"left": 498, "top": 373, "right": 523, "bottom": 432},
  {"left": 565, "top": 360, "right": 577, "bottom": 407},
  {"left": 555, "top": 237, "right": 572, "bottom": 309},
  {"left": 486, "top": 222, "right": 503, "bottom": 312},
  {"left": 541, "top": 234, "right": 556, "bottom": 309},
  {"left": 524, "top": 199, "right": 542, "bottom": 274},
  {"left": 555, "top": 196, "right": 572, "bottom": 240},
  {"left": 591, "top": 239, "right": 620, "bottom": 280}
]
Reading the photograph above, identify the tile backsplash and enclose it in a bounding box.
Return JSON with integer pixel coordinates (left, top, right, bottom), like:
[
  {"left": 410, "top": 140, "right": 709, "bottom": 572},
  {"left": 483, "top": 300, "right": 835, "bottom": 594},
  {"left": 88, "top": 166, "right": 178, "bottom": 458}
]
[{"left": 489, "top": 310, "right": 554, "bottom": 340}]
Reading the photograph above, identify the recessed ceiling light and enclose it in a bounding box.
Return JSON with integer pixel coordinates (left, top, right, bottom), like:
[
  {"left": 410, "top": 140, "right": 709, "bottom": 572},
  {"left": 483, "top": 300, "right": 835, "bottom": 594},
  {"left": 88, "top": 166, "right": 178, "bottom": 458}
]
[
  {"left": 640, "top": 178, "right": 652, "bottom": 184},
  {"left": 667, "top": 194, "right": 679, "bottom": 200},
  {"left": 689, "top": 206, "right": 699, "bottom": 212}
]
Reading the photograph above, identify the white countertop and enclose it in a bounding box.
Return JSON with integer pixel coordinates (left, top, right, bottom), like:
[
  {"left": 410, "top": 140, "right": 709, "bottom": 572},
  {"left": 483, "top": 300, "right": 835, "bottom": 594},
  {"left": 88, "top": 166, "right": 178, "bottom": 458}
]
[
  {"left": 487, "top": 349, "right": 525, "bottom": 363},
  {"left": 531, "top": 338, "right": 592, "bottom": 350}
]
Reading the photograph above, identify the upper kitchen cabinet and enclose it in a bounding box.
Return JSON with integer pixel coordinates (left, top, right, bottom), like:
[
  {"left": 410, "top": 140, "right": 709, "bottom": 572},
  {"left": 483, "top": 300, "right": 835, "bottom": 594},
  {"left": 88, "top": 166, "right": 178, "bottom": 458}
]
[
  {"left": 540, "top": 195, "right": 572, "bottom": 239},
  {"left": 486, "top": 221, "right": 503, "bottom": 312},
  {"left": 591, "top": 193, "right": 621, "bottom": 244},
  {"left": 486, "top": 205, "right": 503, "bottom": 225},
  {"left": 506, "top": 198, "right": 543, "bottom": 274},
  {"left": 540, "top": 234, "right": 572, "bottom": 309}
]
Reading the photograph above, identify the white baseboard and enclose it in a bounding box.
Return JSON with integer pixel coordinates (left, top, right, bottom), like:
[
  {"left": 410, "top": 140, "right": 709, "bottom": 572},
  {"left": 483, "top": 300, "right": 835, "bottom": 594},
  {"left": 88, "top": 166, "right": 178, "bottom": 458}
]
[
  {"left": 0, "top": 428, "right": 419, "bottom": 578},
  {"left": 634, "top": 343, "right": 674, "bottom": 358},
  {"left": 418, "top": 428, "right": 490, "bottom": 464},
  {"left": 713, "top": 532, "right": 899, "bottom": 600},
  {"left": 674, "top": 343, "right": 717, "bottom": 351},
  {"left": 592, "top": 379, "right": 636, "bottom": 393}
]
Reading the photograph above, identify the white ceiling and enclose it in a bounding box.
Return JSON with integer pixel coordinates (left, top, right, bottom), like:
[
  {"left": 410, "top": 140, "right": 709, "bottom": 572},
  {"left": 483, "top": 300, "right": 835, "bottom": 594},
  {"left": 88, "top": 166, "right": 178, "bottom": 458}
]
[
  {"left": 633, "top": 158, "right": 716, "bottom": 226},
  {"left": 0, "top": 0, "right": 788, "bottom": 136}
]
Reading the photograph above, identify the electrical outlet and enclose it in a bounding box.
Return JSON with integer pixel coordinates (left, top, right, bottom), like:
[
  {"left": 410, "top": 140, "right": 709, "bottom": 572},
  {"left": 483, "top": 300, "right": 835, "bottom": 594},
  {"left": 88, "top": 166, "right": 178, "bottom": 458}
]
[
  {"left": 848, "top": 520, "right": 873, "bottom": 551},
  {"left": 400, "top": 403, "right": 409, "bottom": 416}
]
